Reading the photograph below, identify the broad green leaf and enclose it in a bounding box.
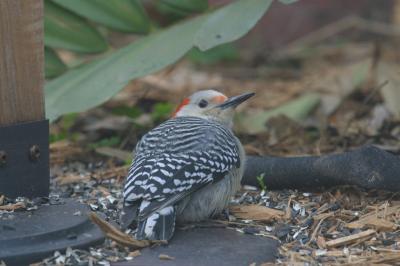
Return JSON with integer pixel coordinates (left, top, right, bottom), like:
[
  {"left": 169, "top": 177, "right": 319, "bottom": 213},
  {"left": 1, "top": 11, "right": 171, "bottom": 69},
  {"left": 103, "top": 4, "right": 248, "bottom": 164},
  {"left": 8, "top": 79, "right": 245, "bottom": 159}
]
[
  {"left": 162, "top": 0, "right": 208, "bottom": 13},
  {"left": 45, "top": 16, "right": 205, "bottom": 121},
  {"left": 157, "top": 0, "right": 208, "bottom": 17},
  {"left": 45, "top": 47, "right": 67, "bottom": 79},
  {"left": 52, "top": 0, "right": 150, "bottom": 33},
  {"left": 45, "top": 0, "right": 276, "bottom": 121},
  {"left": 278, "top": 0, "right": 299, "bottom": 4},
  {"left": 195, "top": 0, "right": 273, "bottom": 51},
  {"left": 187, "top": 43, "right": 238, "bottom": 65},
  {"left": 44, "top": 0, "right": 108, "bottom": 53}
]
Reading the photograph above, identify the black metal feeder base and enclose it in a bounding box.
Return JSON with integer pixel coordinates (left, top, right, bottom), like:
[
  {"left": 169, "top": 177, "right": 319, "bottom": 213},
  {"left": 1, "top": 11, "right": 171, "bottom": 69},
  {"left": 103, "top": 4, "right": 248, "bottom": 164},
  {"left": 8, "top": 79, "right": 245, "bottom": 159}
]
[{"left": 0, "top": 199, "right": 104, "bottom": 265}]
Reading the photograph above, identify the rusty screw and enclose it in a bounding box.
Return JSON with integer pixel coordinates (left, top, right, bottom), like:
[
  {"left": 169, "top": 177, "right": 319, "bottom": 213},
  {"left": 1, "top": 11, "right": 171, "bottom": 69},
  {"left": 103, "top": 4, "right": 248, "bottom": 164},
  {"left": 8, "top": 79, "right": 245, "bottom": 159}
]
[
  {"left": 29, "top": 145, "right": 40, "bottom": 161},
  {"left": 0, "top": 150, "right": 7, "bottom": 166}
]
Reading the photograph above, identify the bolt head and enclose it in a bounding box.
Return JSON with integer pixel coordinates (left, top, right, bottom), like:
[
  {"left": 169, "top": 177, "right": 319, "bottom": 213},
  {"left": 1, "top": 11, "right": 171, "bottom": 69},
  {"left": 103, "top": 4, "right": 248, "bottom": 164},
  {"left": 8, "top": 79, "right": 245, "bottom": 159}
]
[
  {"left": 29, "top": 145, "right": 40, "bottom": 161},
  {"left": 0, "top": 150, "right": 7, "bottom": 166}
]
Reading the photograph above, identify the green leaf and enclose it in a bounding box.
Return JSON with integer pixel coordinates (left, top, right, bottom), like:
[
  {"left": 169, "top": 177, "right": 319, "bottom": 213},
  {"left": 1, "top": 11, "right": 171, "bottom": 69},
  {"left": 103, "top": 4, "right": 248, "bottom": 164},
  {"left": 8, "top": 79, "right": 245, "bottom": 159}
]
[
  {"left": 278, "top": 0, "right": 299, "bottom": 4},
  {"left": 163, "top": 0, "right": 208, "bottom": 13},
  {"left": 44, "top": 0, "right": 108, "bottom": 53},
  {"left": 52, "top": 0, "right": 150, "bottom": 33},
  {"left": 187, "top": 43, "right": 239, "bottom": 65},
  {"left": 194, "top": 0, "right": 273, "bottom": 51},
  {"left": 157, "top": 0, "right": 208, "bottom": 17},
  {"left": 45, "top": 47, "right": 67, "bottom": 78},
  {"left": 45, "top": 0, "right": 275, "bottom": 121}
]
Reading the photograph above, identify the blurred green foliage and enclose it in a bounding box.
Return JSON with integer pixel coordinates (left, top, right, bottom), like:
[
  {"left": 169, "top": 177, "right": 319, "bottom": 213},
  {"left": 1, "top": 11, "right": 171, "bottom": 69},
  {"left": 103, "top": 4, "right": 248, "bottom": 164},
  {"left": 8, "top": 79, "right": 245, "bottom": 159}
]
[
  {"left": 152, "top": 102, "right": 175, "bottom": 122},
  {"left": 111, "top": 106, "right": 142, "bottom": 119},
  {"left": 44, "top": 0, "right": 108, "bottom": 53},
  {"left": 49, "top": 113, "right": 79, "bottom": 143},
  {"left": 88, "top": 136, "right": 122, "bottom": 149},
  {"left": 44, "top": 0, "right": 297, "bottom": 122}
]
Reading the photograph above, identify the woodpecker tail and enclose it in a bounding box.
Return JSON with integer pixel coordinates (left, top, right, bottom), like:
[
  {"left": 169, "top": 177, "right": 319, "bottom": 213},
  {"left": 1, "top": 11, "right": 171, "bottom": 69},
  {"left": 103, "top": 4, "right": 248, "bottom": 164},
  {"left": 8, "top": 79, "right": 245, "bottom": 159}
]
[{"left": 136, "top": 206, "right": 176, "bottom": 241}]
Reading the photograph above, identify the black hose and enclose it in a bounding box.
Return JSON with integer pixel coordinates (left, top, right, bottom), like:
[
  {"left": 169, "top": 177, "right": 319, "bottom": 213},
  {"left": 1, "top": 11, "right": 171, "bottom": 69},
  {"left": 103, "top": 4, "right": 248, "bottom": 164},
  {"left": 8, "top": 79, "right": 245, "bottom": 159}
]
[{"left": 242, "top": 145, "right": 400, "bottom": 191}]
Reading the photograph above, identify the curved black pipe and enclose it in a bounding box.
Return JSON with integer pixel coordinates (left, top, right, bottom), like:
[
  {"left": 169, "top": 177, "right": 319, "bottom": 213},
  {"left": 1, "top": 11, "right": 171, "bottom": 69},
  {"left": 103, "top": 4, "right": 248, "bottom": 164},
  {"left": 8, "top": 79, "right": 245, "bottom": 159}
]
[{"left": 242, "top": 146, "right": 400, "bottom": 191}]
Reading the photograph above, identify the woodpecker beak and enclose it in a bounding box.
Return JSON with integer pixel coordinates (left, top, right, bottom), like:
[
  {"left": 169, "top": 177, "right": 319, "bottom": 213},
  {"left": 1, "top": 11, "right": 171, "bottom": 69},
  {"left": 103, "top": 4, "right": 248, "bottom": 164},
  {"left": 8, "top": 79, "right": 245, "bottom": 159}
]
[{"left": 216, "top": 92, "right": 255, "bottom": 109}]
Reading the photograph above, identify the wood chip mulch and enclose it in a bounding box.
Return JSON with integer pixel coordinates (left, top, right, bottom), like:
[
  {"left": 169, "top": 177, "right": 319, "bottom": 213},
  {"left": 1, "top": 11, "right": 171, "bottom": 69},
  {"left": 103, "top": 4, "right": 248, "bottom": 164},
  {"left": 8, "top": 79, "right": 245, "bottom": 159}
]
[{"left": 228, "top": 186, "right": 400, "bottom": 265}]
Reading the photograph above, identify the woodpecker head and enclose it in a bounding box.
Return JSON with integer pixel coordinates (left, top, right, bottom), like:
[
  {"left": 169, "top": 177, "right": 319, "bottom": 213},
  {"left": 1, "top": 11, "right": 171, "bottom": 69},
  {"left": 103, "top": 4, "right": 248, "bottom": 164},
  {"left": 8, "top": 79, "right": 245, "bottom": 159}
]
[{"left": 173, "top": 90, "right": 255, "bottom": 127}]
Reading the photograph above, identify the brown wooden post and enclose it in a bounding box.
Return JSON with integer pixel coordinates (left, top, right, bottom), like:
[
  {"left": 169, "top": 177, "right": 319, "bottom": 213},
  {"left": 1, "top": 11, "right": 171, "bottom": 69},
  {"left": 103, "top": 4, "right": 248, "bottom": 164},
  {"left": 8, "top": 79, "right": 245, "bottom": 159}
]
[
  {"left": 0, "top": 0, "right": 49, "bottom": 198},
  {"left": 0, "top": 0, "right": 45, "bottom": 125}
]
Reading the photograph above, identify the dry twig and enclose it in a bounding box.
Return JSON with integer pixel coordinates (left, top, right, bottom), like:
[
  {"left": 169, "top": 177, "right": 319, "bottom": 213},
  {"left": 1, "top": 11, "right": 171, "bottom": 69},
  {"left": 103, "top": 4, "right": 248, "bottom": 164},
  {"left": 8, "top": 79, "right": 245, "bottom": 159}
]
[
  {"left": 325, "top": 229, "right": 376, "bottom": 248},
  {"left": 0, "top": 202, "right": 25, "bottom": 211},
  {"left": 89, "top": 212, "right": 166, "bottom": 249}
]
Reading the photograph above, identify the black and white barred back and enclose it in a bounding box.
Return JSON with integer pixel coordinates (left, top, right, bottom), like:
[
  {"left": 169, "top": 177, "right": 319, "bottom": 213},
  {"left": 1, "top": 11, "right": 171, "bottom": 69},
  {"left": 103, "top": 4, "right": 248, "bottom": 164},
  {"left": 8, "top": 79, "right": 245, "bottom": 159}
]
[{"left": 123, "top": 116, "right": 241, "bottom": 240}]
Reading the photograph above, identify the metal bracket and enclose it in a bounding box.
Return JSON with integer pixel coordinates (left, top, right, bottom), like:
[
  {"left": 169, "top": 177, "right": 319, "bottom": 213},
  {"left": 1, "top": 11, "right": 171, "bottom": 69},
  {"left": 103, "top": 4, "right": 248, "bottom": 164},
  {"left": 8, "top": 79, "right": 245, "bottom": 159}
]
[{"left": 0, "top": 120, "right": 49, "bottom": 198}]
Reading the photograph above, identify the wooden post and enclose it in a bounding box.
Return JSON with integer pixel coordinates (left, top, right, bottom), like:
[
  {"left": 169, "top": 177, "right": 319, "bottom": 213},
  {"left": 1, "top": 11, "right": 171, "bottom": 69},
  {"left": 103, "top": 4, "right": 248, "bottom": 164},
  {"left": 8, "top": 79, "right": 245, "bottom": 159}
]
[
  {"left": 0, "top": 0, "right": 45, "bottom": 125},
  {"left": 0, "top": 0, "right": 49, "bottom": 198}
]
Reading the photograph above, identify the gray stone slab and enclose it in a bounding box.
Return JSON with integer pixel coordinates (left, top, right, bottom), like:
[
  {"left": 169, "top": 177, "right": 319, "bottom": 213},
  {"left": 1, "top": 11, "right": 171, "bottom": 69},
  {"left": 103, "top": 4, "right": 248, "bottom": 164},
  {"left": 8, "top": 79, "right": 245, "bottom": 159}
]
[{"left": 114, "top": 227, "right": 278, "bottom": 266}]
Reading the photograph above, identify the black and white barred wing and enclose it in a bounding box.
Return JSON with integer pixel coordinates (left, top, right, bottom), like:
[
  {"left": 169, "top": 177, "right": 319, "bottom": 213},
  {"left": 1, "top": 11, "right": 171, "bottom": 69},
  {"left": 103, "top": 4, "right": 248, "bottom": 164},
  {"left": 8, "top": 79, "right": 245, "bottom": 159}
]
[{"left": 123, "top": 117, "right": 240, "bottom": 219}]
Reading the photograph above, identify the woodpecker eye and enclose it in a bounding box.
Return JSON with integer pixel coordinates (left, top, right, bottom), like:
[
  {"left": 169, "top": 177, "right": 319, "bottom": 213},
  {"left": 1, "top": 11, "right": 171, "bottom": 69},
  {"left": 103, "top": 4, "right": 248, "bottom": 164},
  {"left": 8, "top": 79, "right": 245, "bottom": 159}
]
[{"left": 198, "top": 99, "right": 208, "bottom": 108}]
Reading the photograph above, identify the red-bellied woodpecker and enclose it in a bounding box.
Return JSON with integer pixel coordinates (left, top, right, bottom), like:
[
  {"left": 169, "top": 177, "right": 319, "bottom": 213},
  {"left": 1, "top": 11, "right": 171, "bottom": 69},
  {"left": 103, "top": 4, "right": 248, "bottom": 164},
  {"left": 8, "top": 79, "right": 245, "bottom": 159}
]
[{"left": 122, "top": 90, "right": 254, "bottom": 240}]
